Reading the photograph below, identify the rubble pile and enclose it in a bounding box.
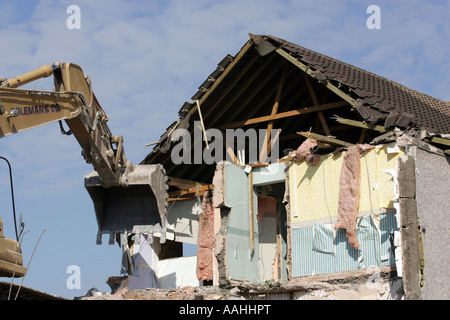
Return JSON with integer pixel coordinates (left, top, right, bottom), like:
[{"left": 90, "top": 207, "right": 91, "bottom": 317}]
[
  {"left": 79, "top": 266, "right": 403, "bottom": 300},
  {"left": 78, "top": 285, "right": 233, "bottom": 300}
]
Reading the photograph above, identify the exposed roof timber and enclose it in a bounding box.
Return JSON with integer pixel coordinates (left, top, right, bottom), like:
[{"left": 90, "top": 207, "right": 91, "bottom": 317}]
[
  {"left": 261, "top": 63, "right": 289, "bottom": 163},
  {"left": 187, "top": 41, "right": 254, "bottom": 120},
  {"left": 275, "top": 48, "right": 356, "bottom": 106},
  {"left": 221, "top": 61, "right": 300, "bottom": 129},
  {"left": 204, "top": 53, "right": 279, "bottom": 127},
  {"left": 429, "top": 136, "right": 450, "bottom": 155},
  {"left": 259, "top": 124, "right": 281, "bottom": 164},
  {"left": 430, "top": 136, "right": 450, "bottom": 147},
  {"left": 332, "top": 115, "right": 389, "bottom": 133},
  {"left": 358, "top": 128, "right": 367, "bottom": 144},
  {"left": 281, "top": 124, "right": 352, "bottom": 142},
  {"left": 162, "top": 57, "right": 292, "bottom": 177},
  {"left": 168, "top": 184, "right": 213, "bottom": 202},
  {"left": 168, "top": 176, "right": 209, "bottom": 189},
  {"left": 268, "top": 34, "right": 450, "bottom": 134},
  {"left": 272, "top": 76, "right": 329, "bottom": 135},
  {"left": 302, "top": 71, "right": 331, "bottom": 136},
  {"left": 221, "top": 100, "right": 349, "bottom": 129},
  {"left": 298, "top": 131, "right": 354, "bottom": 147},
  {"left": 144, "top": 34, "right": 450, "bottom": 183}
]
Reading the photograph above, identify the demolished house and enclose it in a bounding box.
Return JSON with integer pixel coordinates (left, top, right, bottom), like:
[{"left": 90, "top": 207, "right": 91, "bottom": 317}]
[{"left": 110, "top": 34, "right": 450, "bottom": 300}]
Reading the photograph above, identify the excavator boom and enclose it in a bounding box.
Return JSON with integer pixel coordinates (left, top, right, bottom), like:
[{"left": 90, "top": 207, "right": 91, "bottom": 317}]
[{"left": 0, "top": 63, "right": 168, "bottom": 277}]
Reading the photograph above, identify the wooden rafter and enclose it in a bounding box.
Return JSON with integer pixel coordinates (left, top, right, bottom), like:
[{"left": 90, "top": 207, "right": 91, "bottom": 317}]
[
  {"left": 276, "top": 48, "right": 356, "bottom": 106},
  {"left": 260, "top": 63, "right": 289, "bottom": 163},
  {"left": 188, "top": 41, "right": 255, "bottom": 120},
  {"left": 168, "top": 176, "right": 209, "bottom": 189},
  {"left": 332, "top": 115, "right": 389, "bottom": 133},
  {"left": 259, "top": 127, "right": 281, "bottom": 164},
  {"left": 302, "top": 72, "right": 331, "bottom": 136},
  {"left": 431, "top": 136, "right": 450, "bottom": 146},
  {"left": 298, "top": 131, "right": 354, "bottom": 147},
  {"left": 168, "top": 184, "right": 213, "bottom": 202},
  {"left": 225, "top": 138, "right": 238, "bottom": 164},
  {"left": 221, "top": 100, "right": 349, "bottom": 130}
]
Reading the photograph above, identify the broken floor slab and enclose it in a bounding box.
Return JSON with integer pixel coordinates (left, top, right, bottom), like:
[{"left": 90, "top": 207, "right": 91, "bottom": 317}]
[{"left": 81, "top": 266, "right": 403, "bottom": 300}]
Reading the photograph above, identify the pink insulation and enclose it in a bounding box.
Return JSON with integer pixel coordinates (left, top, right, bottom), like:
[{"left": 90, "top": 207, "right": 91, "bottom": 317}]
[
  {"left": 196, "top": 191, "right": 215, "bottom": 281},
  {"left": 290, "top": 138, "right": 320, "bottom": 165},
  {"left": 334, "top": 144, "right": 373, "bottom": 248}
]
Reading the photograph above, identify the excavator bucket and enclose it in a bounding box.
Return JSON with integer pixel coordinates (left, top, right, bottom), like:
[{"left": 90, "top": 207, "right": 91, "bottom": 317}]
[{"left": 85, "top": 164, "right": 169, "bottom": 245}]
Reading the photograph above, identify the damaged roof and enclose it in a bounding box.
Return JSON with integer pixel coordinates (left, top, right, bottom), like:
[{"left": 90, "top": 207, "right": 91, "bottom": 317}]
[
  {"left": 143, "top": 34, "right": 450, "bottom": 183},
  {"left": 263, "top": 35, "right": 450, "bottom": 134}
]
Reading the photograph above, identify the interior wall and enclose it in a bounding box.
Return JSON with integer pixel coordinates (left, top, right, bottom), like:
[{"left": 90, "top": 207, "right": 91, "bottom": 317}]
[
  {"left": 223, "top": 164, "right": 258, "bottom": 282},
  {"left": 258, "top": 214, "right": 277, "bottom": 282},
  {"left": 221, "top": 163, "right": 287, "bottom": 283},
  {"left": 287, "top": 143, "right": 402, "bottom": 278},
  {"left": 165, "top": 198, "right": 200, "bottom": 245}
]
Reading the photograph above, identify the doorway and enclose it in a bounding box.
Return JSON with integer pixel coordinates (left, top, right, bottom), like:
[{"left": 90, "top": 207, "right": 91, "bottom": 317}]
[{"left": 256, "top": 182, "right": 287, "bottom": 282}]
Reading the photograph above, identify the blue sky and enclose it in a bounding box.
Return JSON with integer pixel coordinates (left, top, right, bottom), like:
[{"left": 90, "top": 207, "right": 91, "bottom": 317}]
[{"left": 0, "top": 0, "right": 448, "bottom": 299}]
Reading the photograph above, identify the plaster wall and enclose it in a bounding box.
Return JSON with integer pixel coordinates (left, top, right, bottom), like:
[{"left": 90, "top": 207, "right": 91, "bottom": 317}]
[
  {"left": 413, "top": 147, "right": 450, "bottom": 300},
  {"left": 165, "top": 198, "right": 200, "bottom": 245},
  {"left": 219, "top": 162, "right": 287, "bottom": 283},
  {"left": 223, "top": 164, "right": 259, "bottom": 282},
  {"left": 288, "top": 143, "right": 402, "bottom": 277}
]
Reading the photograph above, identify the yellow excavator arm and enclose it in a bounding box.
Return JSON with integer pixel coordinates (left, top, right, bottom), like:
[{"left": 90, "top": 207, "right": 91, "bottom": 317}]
[
  {"left": 0, "top": 62, "right": 128, "bottom": 187},
  {"left": 0, "top": 63, "right": 168, "bottom": 278}
]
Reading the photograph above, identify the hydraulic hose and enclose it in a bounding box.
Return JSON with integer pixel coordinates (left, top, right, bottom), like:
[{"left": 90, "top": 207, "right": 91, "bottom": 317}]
[{"left": 0, "top": 156, "right": 19, "bottom": 241}]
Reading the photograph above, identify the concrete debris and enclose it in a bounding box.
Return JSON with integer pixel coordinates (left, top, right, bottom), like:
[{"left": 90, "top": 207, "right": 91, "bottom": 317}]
[
  {"left": 78, "top": 285, "right": 230, "bottom": 301},
  {"left": 79, "top": 267, "right": 402, "bottom": 300}
]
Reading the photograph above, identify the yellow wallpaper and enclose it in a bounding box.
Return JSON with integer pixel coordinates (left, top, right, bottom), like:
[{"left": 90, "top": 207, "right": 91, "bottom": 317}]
[{"left": 288, "top": 143, "right": 403, "bottom": 223}]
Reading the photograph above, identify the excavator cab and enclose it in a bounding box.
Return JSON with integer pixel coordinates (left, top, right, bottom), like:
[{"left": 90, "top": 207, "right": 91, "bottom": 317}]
[{"left": 0, "top": 217, "right": 26, "bottom": 278}]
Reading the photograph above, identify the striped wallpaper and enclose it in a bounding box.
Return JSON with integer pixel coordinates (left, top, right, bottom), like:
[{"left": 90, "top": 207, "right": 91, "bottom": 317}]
[{"left": 292, "top": 211, "right": 397, "bottom": 277}]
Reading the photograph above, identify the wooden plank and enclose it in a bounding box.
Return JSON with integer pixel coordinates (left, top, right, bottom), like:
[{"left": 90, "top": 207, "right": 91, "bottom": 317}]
[
  {"left": 275, "top": 48, "right": 356, "bottom": 105},
  {"left": 359, "top": 128, "right": 367, "bottom": 144},
  {"left": 225, "top": 138, "right": 238, "bottom": 164},
  {"left": 431, "top": 136, "right": 450, "bottom": 146},
  {"left": 205, "top": 53, "right": 268, "bottom": 125},
  {"left": 168, "top": 196, "right": 197, "bottom": 202},
  {"left": 212, "top": 54, "right": 281, "bottom": 128},
  {"left": 195, "top": 100, "right": 209, "bottom": 148},
  {"left": 221, "top": 100, "right": 348, "bottom": 129},
  {"left": 168, "top": 176, "right": 209, "bottom": 189},
  {"left": 302, "top": 72, "right": 331, "bottom": 136},
  {"left": 169, "top": 184, "right": 213, "bottom": 198},
  {"left": 332, "top": 115, "right": 389, "bottom": 133},
  {"left": 261, "top": 64, "right": 288, "bottom": 163},
  {"left": 249, "top": 162, "right": 270, "bottom": 168},
  {"left": 298, "top": 131, "right": 353, "bottom": 147},
  {"left": 188, "top": 41, "right": 254, "bottom": 119},
  {"left": 278, "top": 153, "right": 296, "bottom": 163},
  {"left": 317, "top": 111, "right": 331, "bottom": 136},
  {"left": 259, "top": 127, "right": 280, "bottom": 164},
  {"left": 302, "top": 72, "right": 319, "bottom": 106}
]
